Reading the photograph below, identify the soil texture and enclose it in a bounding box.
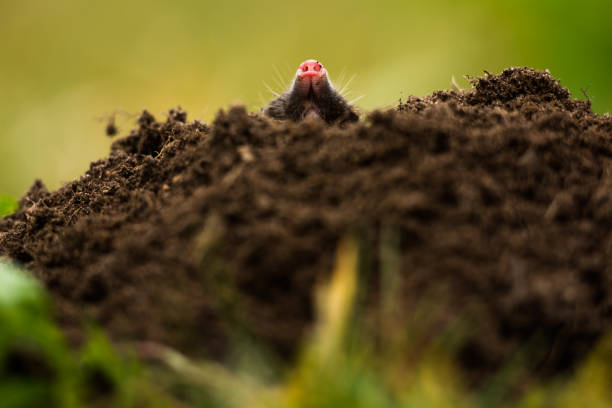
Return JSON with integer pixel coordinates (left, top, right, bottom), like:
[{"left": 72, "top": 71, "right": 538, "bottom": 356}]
[{"left": 2, "top": 67, "right": 612, "bottom": 382}]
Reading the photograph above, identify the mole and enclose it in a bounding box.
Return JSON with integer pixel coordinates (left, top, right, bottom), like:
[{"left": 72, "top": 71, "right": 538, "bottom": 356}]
[{"left": 264, "top": 59, "right": 359, "bottom": 124}]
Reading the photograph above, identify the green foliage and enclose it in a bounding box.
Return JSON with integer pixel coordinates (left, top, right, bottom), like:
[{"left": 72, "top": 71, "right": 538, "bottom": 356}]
[
  {"left": 78, "top": 328, "right": 141, "bottom": 408},
  {"left": 0, "top": 262, "right": 157, "bottom": 408},
  {"left": 517, "top": 335, "right": 612, "bottom": 408},
  {"left": 0, "top": 261, "right": 75, "bottom": 408},
  {"left": 0, "top": 196, "right": 18, "bottom": 217},
  {"left": 145, "top": 236, "right": 612, "bottom": 408},
  {"left": 1, "top": 244, "right": 612, "bottom": 407}
]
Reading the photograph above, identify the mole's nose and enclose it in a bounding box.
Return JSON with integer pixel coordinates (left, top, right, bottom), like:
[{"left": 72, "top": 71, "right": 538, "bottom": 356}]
[{"left": 298, "top": 59, "right": 324, "bottom": 77}]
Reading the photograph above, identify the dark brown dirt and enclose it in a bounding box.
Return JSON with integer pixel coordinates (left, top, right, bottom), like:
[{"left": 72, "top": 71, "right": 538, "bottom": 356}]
[{"left": 1, "top": 68, "right": 611, "bottom": 383}]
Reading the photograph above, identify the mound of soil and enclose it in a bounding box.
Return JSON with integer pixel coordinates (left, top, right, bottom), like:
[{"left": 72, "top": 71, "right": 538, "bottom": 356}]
[{"left": 1, "top": 68, "right": 611, "bottom": 382}]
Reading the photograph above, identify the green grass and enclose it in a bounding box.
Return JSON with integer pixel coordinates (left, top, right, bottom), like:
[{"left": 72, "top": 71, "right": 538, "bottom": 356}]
[
  {"left": 0, "top": 241, "right": 611, "bottom": 407},
  {"left": 0, "top": 261, "right": 168, "bottom": 408},
  {"left": 143, "top": 236, "right": 612, "bottom": 407}
]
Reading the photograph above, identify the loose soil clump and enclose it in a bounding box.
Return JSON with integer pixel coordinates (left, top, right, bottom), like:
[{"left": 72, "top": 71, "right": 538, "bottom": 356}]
[{"left": 1, "top": 68, "right": 611, "bottom": 382}]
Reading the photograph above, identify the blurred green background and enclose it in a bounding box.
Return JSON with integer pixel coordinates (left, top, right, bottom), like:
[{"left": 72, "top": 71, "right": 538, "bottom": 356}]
[{"left": 1, "top": 0, "right": 610, "bottom": 198}]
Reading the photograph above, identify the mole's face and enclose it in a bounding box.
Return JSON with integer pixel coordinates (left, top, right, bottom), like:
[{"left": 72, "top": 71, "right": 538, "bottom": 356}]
[
  {"left": 263, "top": 58, "right": 358, "bottom": 124},
  {"left": 291, "top": 59, "right": 331, "bottom": 98}
]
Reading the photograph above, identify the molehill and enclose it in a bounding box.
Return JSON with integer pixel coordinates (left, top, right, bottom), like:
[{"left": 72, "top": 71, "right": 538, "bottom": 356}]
[{"left": 1, "top": 68, "right": 611, "bottom": 382}]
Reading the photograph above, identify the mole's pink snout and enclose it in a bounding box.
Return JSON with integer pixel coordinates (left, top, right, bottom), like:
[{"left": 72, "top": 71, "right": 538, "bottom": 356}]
[{"left": 298, "top": 59, "right": 326, "bottom": 78}]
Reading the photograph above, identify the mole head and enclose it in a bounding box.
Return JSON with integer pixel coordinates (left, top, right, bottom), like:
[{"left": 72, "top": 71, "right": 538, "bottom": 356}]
[{"left": 293, "top": 59, "right": 331, "bottom": 97}]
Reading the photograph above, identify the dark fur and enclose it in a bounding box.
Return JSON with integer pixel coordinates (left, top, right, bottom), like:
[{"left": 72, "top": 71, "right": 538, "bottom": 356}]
[{"left": 264, "top": 83, "right": 358, "bottom": 124}]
